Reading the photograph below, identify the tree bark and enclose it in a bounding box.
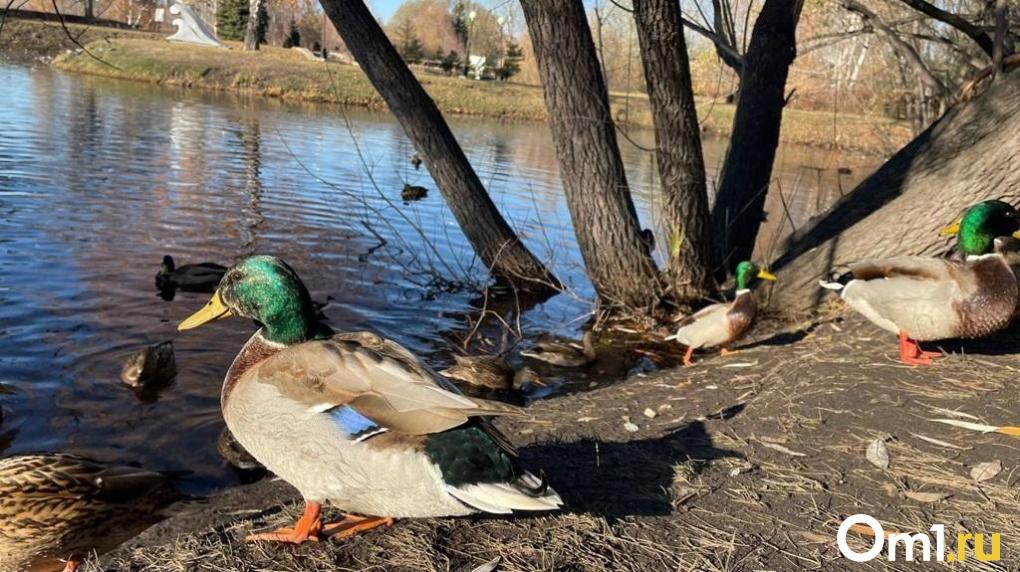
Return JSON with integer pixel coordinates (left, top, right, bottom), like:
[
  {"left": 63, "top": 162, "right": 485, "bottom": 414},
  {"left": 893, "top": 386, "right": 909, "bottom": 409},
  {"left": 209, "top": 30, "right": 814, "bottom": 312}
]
[
  {"left": 243, "top": 0, "right": 263, "bottom": 51},
  {"left": 710, "top": 0, "right": 802, "bottom": 275},
  {"left": 632, "top": 0, "right": 716, "bottom": 303},
  {"left": 771, "top": 71, "right": 1020, "bottom": 314},
  {"left": 520, "top": 0, "right": 661, "bottom": 310},
  {"left": 318, "top": 0, "right": 558, "bottom": 292}
]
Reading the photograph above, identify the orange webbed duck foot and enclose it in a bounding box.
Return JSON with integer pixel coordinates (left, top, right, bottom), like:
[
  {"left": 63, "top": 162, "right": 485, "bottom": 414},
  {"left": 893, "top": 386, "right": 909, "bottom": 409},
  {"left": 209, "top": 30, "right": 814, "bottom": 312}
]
[
  {"left": 246, "top": 502, "right": 323, "bottom": 544},
  {"left": 898, "top": 331, "right": 941, "bottom": 366},
  {"left": 323, "top": 515, "right": 394, "bottom": 540}
]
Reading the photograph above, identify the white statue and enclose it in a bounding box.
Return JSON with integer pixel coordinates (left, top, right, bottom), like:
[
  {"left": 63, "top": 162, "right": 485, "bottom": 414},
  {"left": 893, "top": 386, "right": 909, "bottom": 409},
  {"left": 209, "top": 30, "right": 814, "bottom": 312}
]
[{"left": 166, "top": 3, "right": 224, "bottom": 48}]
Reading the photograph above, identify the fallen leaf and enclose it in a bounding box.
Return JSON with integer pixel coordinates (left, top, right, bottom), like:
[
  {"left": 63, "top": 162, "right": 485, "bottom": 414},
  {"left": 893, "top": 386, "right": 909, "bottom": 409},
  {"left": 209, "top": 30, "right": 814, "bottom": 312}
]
[
  {"left": 643, "top": 408, "right": 657, "bottom": 419},
  {"left": 623, "top": 417, "right": 639, "bottom": 432},
  {"left": 971, "top": 460, "right": 1002, "bottom": 482},
  {"left": 471, "top": 557, "right": 501, "bottom": 572},
  {"left": 866, "top": 439, "right": 890, "bottom": 469},
  {"left": 758, "top": 440, "right": 807, "bottom": 457},
  {"left": 903, "top": 491, "right": 951, "bottom": 503},
  {"left": 845, "top": 522, "right": 897, "bottom": 539}
]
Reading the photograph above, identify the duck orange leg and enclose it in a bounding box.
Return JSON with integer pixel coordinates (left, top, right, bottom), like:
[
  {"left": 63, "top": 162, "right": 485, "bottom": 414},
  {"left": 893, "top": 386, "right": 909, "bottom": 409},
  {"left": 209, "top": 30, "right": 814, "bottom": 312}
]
[
  {"left": 720, "top": 348, "right": 736, "bottom": 357},
  {"left": 682, "top": 346, "right": 695, "bottom": 367},
  {"left": 247, "top": 501, "right": 323, "bottom": 544},
  {"left": 898, "top": 331, "right": 940, "bottom": 365},
  {"left": 322, "top": 514, "right": 395, "bottom": 540}
]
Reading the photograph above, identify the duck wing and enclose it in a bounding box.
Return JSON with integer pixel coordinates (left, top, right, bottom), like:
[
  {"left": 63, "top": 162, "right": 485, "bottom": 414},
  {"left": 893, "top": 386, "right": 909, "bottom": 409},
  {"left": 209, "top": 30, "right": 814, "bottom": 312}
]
[{"left": 249, "top": 335, "right": 520, "bottom": 437}]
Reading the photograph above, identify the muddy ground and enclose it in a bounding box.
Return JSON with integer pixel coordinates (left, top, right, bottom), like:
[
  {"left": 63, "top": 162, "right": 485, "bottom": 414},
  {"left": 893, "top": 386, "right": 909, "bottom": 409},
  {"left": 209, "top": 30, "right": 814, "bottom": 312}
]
[{"left": 85, "top": 313, "right": 1020, "bottom": 571}]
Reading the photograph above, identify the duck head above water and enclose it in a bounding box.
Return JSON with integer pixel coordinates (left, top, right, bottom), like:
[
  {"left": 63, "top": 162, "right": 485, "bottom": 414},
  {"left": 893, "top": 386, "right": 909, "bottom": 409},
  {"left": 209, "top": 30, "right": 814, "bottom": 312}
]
[{"left": 178, "top": 255, "right": 322, "bottom": 345}]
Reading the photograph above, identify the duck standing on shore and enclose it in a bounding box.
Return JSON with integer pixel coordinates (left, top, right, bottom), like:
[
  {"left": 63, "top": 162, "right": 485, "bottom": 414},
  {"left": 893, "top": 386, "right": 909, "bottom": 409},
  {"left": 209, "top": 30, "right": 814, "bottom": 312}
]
[
  {"left": 0, "top": 453, "right": 177, "bottom": 572},
  {"left": 820, "top": 200, "right": 1020, "bottom": 365},
  {"left": 666, "top": 261, "right": 777, "bottom": 366},
  {"left": 178, "top": 256, "right": 560, "bottom": 544}
]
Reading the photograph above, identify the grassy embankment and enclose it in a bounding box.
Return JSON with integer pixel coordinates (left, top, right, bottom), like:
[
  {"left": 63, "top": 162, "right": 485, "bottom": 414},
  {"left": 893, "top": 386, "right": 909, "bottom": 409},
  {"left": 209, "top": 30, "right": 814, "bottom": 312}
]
[
  {"left": 50, "top": 36, "right": 913, "bottom": 152},
  {"left": 0, "top": 17, "right": 158, "bottom": 59}
]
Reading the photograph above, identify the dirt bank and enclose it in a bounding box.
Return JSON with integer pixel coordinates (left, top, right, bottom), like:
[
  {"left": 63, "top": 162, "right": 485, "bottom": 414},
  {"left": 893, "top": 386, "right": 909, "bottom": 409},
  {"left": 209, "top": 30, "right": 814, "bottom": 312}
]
[
  {"left": 50, "top": 38, "right": 913, "bottom": 154},
  {"left": 83, "top": 312, "right": 1020, "bottom": 571}
]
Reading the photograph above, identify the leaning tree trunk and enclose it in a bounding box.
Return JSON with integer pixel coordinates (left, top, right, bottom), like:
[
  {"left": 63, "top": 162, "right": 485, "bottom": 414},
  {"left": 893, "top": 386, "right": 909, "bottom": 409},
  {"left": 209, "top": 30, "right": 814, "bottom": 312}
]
[
  {"left": 318, "top": 0, "right": 558, "bottom": 292},
  {"left": 243, "top": 0, "right": 263, "bottom": 51},
  {"left": 710, "top": 0, "right": 803, "bottom": 275},
  {"left": 633, "top": 0, "right": 716, "bottom": 304},
  {"left": 520, "top": 0, "right": 662, "bottom": 310},
  {"left": 771, "top": 71, "right": 1020, "bottom": 314}
]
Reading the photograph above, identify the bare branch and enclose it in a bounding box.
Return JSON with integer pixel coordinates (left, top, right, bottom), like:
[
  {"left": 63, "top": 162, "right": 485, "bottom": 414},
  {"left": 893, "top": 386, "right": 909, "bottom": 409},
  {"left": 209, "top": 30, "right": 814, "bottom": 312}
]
[
  {"left": 993, "top": 0, "right": 1007, "bottom": 75},
  {"left": 679, "top": 14, "right": 744, "bottom": 72},
  {"left": 896, "top": 0, "right": 995, "bottom": 57},
  {"left": 841, "top": 0, "right": 950, "bottom": 100}
]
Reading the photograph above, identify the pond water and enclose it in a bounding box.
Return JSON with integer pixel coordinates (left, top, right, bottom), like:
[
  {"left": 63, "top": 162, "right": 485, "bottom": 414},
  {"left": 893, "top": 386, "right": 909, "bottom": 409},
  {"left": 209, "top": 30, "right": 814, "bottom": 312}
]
[{"left": 0, "top": 62, "right": 878, "bottom": 492}]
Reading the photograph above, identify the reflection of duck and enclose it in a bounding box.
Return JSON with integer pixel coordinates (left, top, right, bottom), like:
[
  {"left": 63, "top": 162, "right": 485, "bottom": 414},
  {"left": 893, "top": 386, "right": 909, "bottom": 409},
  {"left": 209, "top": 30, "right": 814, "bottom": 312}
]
[
  {"left": 410, "top": 153, "right": 422, "bottom": 170},
  {"left": 521, "top": 331, "right": 596, "bottom": 367},
  {"left": 666, "top": 261, "right": 776, "bottom": 366},
  {"left": 155, "top": 255, "right": 226, "bottom": 293},
  {"left": 177, "top": 256, "right": 561, "bottom": 544},
  {"left": 0, "top": 453, "right": 177, "bottom": 572},
  {"left": 120, "top": 341, "right": 176, "bottom": 389},
  {"left": 821, "top": 200, "right": 1020, "bottom": 365},
  {"left": 401, "top": 184, "right": 428, "bottom": 201}
]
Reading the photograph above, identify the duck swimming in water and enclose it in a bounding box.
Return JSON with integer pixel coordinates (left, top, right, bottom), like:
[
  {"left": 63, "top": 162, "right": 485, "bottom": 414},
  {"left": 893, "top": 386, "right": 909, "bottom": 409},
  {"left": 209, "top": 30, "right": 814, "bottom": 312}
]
[
  {"left": 178, "top": 256, "right": 560, "bottom": 544},
  {"left": 155, "top": 255, "right": 226, "bottom": 294}
]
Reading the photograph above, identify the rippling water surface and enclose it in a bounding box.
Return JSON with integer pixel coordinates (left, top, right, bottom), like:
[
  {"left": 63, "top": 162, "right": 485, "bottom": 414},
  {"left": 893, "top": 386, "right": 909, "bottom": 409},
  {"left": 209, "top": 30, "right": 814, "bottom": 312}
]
[{"left": 0, "top": 62, "right": 876, "bottom": 491}]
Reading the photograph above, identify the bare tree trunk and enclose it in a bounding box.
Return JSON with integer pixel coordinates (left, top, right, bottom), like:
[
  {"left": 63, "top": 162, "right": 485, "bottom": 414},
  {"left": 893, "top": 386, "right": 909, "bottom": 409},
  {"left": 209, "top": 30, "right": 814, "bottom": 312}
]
[
  {"left": 632, "top": 0, "right": 715, "bottom": 303},
  {"left": 771, "top": 72, "right": 1020, "bottom": 314},
  {"left": 318, "top": 0, "right": 558, "bottom": 292},
  {"left": 710, "top": 0, "right": 803, "bottom": 274},
  {"left": 83, "top": 0, "right": 93, "bottom": 19},
  {"left": 520, "top": 0, "right": 662, "bottom": 310},
  {"left": 243, "top": 0, "right": 262, "bottom": 51}
]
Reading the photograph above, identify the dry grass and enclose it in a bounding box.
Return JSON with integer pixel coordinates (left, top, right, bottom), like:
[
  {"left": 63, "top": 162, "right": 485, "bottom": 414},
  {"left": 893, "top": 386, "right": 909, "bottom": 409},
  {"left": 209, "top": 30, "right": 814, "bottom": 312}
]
[
  {"left": 50, "top": 37, "right": 914, "bottom": 154},
  {"left": 79, "top": 313, "right": 1020, "bottom": 571}
]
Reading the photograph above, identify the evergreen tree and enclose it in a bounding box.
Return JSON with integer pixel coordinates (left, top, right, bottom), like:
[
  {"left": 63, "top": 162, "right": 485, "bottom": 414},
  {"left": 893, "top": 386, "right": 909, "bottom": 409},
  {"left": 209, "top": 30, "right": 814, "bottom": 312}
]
[
  {"left": 283, "top": 20, "right": 301, "bottom": 48},
  {"left": 496, "top": 41, "right": 523, "bottom": 80},
  {"left": 216, "top": 0, "right": 267, "bottom": 43}
]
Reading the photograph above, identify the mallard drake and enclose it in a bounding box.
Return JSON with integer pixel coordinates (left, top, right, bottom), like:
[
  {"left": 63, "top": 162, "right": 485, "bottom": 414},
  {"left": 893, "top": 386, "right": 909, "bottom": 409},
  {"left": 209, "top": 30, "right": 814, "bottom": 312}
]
[
  {"left": 666, "top": 261, "right": 777, "bottom": 366},
  {"left": 120, "top": 341, "right": 176, "bottom": 389},
  {"left": 520, "top": 330, "right": 596, "bottom": 367},
  {"left": 401, "top": 184, "right": 428, "bottom": 201},
  {"left": 0, "top": 453, "right": 176, "bottom": 572},
  {"left": 820, "top": 200, "right": 1020, "bottom": 365},
  {"left": 155, "top": 255, "right": 227, "bottom": 293},
  {"left": 177, "top": 256, "right": 560, "bottom": 544}
]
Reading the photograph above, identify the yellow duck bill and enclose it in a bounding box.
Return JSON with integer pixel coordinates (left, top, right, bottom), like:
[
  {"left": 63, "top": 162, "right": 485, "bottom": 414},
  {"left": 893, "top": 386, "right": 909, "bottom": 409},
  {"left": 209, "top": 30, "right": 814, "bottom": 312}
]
[
  {"left": 178, "top": 291, "right": 233, "bottom": 331},
  {"left": 757, "top": 269, "right": 778, "bottom": 281}
]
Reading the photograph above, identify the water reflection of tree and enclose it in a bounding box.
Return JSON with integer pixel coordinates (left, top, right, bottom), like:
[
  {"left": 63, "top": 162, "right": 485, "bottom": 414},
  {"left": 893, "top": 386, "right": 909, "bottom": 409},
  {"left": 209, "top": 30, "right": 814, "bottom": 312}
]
[{"left": 239, "top": 117, "right": 265, "bottom": 255}]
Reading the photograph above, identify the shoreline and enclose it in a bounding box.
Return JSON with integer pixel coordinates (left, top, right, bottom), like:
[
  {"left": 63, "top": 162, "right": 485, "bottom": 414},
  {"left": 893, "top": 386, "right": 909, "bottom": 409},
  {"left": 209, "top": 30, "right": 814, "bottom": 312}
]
[{"left": 43, "top": 34, "right": 912, "bottom": 155}]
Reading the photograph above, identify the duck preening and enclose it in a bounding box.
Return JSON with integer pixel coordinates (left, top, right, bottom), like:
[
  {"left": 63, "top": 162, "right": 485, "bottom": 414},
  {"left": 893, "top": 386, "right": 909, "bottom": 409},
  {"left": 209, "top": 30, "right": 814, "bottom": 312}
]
[
  {"left": 666, "top": 261, "right": 777, "bottom": 366},
  {"left": 177, "top": 255, "right": 561, "bottom": 544},
  {"left": 820, "top": 200, "right": 1020, "bottom": 365},
  {"left": 155, "top": 255, "right": 227, "bottom": 293},
  {"left": 0, "top": 453, "right": 178, "bottom": 572}
]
